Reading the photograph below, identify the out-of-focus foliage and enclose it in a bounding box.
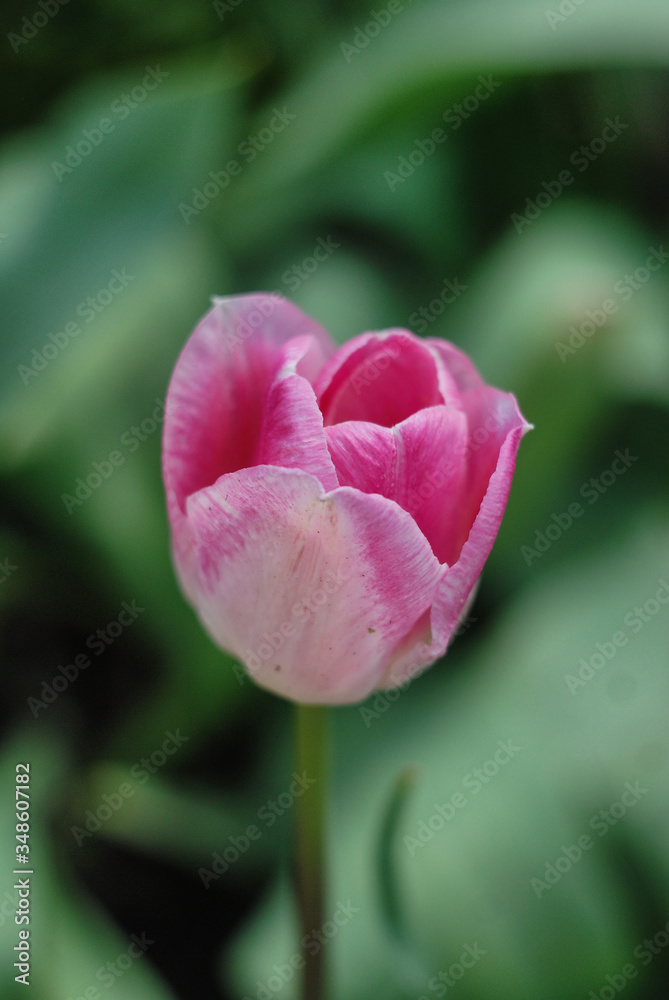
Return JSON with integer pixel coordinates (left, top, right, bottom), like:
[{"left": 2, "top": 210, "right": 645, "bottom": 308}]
[{"left": 1, "top": 0, "right": 668, "bottom": 997}]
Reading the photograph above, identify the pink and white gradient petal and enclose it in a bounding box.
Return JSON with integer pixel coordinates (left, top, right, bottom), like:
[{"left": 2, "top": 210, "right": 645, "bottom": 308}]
[
  {"left": 163, "top": 294, "right": 335, "bottom": 597},
  {"left": 325, "top": 405, "right": 469, "bottom": 565},
  {"left": 184, "top": 466, "right": 444, "bottom": 703},
  {"left": 378, "top": 403, "right": 531, "bottom": 689}
]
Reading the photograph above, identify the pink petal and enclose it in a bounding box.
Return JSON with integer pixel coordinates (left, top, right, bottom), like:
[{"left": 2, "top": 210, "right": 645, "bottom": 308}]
[
  {"left": 392, "top": 407, "right": 469, "bottom": 565},
  {"left": 255, "top": 336, "right": 338, "bottom": 491},
  {"left": 313, "top": 331, "right": 390, "bottom": 399},
  {"left": 452, "top": 387, "right": 530, "bottom": 554},
  {"left": 427, "top": 338, "right": 486, "bottom": 391},
  {"left": 324, "top": 422, "right": 396, "bottom": 496},
  {"left": 317, "top": 331, "right": 445, "bottom": 427},
  {"left": 162, "top": 294, "right": 334, "bottom": 595},
  {"left": 164, "top": 294, "right": 333, "bottom": 510},
  {"left": 325, "top": 405, "right": 469, "bottom": 564},
  {"left": 431, "top": 409, "right": 529, "bottom": 641},
  {"left": 184, "top": 467, "right": 443, "bottom": 704},
  {"left": 378, "top": 395, "right": 530, "bottom": 688}
]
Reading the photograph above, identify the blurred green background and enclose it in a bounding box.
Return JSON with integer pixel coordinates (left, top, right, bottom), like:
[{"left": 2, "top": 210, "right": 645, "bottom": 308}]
[{"left": 1, "top": 0, "right": 669, "bottom": 997}]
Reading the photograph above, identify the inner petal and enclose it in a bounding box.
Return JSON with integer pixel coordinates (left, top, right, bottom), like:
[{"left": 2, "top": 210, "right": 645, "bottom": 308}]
[
  {"left": 325, "top": 422, "right": 397, "bottom": 496},
  {"left": 318, "top": 332, "right": 442, "bottom": 428},
  {"left": 325, "top": 405, "right": 468, "bottom": 564},
  {"left": 254, "top": 335, "right": 338, "bottom": 491}
]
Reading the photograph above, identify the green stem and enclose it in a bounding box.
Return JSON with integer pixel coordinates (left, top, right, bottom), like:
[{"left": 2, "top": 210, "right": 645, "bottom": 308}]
[{"left": 294, "top": 704, "right": 328, "bottom": 1000}]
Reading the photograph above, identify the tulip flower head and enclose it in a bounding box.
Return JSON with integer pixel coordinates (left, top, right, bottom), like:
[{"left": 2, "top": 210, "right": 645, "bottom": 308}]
[{"left": 162, "top": 293, "right": 530, "bottom": 704}]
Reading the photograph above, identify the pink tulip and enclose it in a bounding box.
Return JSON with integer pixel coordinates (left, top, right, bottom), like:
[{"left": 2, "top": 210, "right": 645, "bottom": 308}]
[{"left": 162, "top": 293, "right": 531, "bottom": 704}]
